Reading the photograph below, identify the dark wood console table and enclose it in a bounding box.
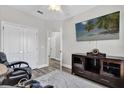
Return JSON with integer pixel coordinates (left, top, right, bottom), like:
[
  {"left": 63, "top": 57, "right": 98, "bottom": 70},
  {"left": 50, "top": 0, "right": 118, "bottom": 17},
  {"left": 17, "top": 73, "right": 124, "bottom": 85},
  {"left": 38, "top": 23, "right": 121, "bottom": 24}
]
[{"left": 72, "top": 53, "right": 124, "bottom": 88}]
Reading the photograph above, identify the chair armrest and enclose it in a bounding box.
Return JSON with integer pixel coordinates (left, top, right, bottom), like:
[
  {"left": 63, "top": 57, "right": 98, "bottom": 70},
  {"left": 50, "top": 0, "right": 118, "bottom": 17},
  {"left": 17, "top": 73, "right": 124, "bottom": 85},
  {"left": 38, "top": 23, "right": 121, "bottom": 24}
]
[
  {"left": 7, "top": 68, "right": 31, "bottom": 79},
  {"left": 8, "top": 61, "right": 30, "bottom": 68},
  {"left": 7, "top": 68, "right": 14, "bottom": 74}
]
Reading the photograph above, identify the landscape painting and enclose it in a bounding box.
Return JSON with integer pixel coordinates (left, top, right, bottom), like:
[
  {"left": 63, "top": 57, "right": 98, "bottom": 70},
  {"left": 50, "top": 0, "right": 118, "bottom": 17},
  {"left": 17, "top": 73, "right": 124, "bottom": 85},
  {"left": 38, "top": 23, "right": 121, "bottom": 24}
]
[{"left": 75, "top": 11, "right": 120, "bottom": 41}]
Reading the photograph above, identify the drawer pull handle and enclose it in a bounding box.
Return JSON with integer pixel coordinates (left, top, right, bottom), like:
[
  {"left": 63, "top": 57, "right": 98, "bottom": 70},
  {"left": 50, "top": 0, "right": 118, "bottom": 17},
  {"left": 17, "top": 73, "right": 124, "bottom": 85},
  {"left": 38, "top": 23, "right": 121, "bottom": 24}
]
[{"left": 101, "top": 79, "right": 110, "bottom": 83}]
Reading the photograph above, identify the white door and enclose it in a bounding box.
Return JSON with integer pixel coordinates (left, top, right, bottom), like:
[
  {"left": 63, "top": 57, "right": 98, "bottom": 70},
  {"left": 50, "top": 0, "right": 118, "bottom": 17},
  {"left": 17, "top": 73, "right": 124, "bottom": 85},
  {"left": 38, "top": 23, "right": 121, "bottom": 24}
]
[
  {"left": 1, "top": 23, "right": 23, "bottom": 62},
  {"left": 49, "top": 32, "right": 61, "bottom": 60},
  {"left": 23, "top": 28, "right": 39, "bottom": 69},
  {"left": 50, "top": 33, "right": 56, "bottom": 58},
  {"left": 1, "top": 22, "right": 39, "bottom": 69},
  {"left": 47, "top": 31, "right": 62, "bottom": 70}
]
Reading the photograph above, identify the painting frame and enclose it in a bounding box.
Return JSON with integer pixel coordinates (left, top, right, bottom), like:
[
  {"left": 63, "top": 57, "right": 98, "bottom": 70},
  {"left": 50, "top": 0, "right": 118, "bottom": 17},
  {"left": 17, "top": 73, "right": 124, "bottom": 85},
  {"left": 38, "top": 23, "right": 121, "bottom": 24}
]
[{"left": 75, "top": 11, "right": 120, "bottom": 41}]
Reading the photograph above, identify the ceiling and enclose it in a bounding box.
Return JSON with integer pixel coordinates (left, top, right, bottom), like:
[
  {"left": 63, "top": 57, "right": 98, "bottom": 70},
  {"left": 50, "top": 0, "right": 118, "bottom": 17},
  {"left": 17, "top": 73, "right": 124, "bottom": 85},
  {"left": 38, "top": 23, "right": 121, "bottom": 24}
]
[{"left": 11, "top": 5, "right": 96, "bottom": 21}]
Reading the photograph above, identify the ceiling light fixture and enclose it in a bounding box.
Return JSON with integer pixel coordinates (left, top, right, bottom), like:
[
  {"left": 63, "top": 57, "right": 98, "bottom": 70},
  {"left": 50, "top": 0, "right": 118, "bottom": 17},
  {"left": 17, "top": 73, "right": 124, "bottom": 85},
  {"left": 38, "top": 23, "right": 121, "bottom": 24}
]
[{"left": 48, "top": 5, "right": 62, "bottom": 12}]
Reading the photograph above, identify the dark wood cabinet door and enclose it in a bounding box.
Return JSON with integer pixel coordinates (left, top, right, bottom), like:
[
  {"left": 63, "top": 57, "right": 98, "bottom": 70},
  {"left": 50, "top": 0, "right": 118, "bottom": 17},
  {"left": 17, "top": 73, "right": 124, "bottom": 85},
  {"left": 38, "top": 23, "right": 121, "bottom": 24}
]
[{"left": 72, "top": 53, "right": 124, "bottom": 88}]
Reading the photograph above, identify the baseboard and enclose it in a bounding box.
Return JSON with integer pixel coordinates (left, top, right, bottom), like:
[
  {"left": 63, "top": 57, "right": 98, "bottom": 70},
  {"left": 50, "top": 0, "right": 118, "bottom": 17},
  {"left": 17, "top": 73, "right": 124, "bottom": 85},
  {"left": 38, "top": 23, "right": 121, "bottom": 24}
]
[
  {"left": 62, "top": 63, "right": 72, "bottom": 69},
  {"left": 50, "top": 57, "right": 60, "bottom": 61},
  {"left": 35, "top": 64, "right": 49, "bottom": 69}
]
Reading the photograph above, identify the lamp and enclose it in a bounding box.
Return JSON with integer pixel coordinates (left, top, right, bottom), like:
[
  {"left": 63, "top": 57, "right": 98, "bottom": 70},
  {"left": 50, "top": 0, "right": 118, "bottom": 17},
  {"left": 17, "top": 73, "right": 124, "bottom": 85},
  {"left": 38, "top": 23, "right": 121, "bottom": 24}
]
[{"left": 48, "top": 5, "right": 62, "bottom": 12}]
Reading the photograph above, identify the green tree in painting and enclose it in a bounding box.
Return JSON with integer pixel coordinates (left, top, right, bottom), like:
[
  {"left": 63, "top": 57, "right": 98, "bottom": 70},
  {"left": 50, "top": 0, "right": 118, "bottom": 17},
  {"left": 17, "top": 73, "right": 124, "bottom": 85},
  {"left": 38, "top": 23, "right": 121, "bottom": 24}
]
[
  {"left": 96, "top": 12, "right": 119, "bottom": 32},
  {"left": 84, "top": 20, "right": 94, "bottom": 32}
]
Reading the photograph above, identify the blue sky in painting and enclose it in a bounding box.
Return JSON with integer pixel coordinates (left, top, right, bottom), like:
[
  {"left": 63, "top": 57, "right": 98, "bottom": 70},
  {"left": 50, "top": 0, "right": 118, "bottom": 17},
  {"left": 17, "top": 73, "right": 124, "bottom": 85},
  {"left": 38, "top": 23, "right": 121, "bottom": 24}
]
[
  {"left": 75, "top": 18, "right": 97, "bottom": 33},
  {"left": 75, "top": 22, "right": 85, "bottom": 32},
  {"left": 75, "top": 18, "right": 98, "bottom": 38}
]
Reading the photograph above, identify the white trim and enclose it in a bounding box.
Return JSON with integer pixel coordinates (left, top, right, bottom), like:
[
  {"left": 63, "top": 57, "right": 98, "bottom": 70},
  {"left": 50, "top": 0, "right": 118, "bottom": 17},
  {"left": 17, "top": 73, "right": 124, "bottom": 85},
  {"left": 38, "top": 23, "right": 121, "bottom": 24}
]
[
  {"left": 1, "top": 21, "right": 4, "bottom": 52},
  {"left": 60, "top": 27, "right": 63, "bottom": 71},
  {"left": 2, "top": 21, "right": 38, "bottom": 30},
  {"left": 47, "top": 32, "right": 50, "bottom": 66},
  {"left": 62, "top": 63, "right": 72, "bottom": 69},
  {"left": 50, "top": 57, "right": 60, "bottom": 61},
  {"left": 34, "top": 64, "right": 49, "bottom": 69}
]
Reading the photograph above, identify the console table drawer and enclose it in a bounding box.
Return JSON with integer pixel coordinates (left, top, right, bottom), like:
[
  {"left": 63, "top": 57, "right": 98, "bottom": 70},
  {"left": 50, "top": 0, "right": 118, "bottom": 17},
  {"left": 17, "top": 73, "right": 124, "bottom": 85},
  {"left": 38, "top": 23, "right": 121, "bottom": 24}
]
[
  {"left": 99, "top": 75, "right": 123, "bottom": 87},
  {"left": 73, "top": 70, "right": 92, "bottom": 78}
]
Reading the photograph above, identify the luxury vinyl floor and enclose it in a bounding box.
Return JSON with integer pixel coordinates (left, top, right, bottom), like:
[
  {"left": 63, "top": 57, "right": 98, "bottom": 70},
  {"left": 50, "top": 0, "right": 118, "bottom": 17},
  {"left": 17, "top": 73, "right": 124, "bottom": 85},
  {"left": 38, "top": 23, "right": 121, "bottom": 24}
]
[
  {"left": 32, "top": 59, "right": 71, "bottom": 79},
  {"left": 31, "top": 59, "right": 106, "bottom": 88}
]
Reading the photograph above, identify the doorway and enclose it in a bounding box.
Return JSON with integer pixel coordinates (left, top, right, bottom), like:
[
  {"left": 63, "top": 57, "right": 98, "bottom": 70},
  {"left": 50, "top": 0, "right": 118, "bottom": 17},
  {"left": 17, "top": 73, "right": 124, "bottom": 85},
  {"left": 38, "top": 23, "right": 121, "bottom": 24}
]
[{"left": 47, "top": 31, "right": 62, "bottom": 70}]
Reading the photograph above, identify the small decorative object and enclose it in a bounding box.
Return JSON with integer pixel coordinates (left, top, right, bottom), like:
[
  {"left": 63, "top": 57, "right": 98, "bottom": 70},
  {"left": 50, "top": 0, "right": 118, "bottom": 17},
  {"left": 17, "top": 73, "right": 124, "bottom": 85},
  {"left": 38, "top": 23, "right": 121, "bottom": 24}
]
[
  {"left": 87, "top": 49, "right": 106, "bottom": 57},
  {"left": 92, "top": 48, "right": 99, "bottom": 55}
]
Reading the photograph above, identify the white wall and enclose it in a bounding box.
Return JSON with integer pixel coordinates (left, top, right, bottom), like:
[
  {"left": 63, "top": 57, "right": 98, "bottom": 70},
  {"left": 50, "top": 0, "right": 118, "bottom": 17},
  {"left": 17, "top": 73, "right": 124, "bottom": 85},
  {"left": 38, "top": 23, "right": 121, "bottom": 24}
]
[
  {"left": 0, "top": 6, "right": 48, "bottom": 68},
  {"left": 62, "top": 5, "right": 124, "bottom": 69}
]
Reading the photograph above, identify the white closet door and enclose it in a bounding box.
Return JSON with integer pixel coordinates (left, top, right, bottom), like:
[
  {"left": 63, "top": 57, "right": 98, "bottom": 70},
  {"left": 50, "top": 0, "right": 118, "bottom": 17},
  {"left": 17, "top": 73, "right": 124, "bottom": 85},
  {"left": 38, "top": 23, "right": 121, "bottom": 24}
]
[
  {"left": 2, "top": 24, "right": 23, "bottom": 62},
  {"left": 23, "top": 28, "right": 39, "bottom": 69},
  {"left": 1, "top": 22, "right": 39, "bottom": 69}
]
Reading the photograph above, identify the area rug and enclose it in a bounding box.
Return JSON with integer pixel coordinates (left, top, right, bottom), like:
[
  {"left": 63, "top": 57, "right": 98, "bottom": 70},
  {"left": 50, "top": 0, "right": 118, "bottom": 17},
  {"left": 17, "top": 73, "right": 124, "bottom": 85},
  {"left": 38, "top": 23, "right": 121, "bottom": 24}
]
[{"left": 35, "top": 70, "right": 106, "bottom": 88}]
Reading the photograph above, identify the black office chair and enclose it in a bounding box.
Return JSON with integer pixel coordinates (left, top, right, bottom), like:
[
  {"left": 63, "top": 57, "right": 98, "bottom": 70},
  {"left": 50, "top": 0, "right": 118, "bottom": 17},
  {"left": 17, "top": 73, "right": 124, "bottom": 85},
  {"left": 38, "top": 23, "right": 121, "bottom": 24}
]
[{"left": 0, "top": 52, "right": 32, "bottom": 86}]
